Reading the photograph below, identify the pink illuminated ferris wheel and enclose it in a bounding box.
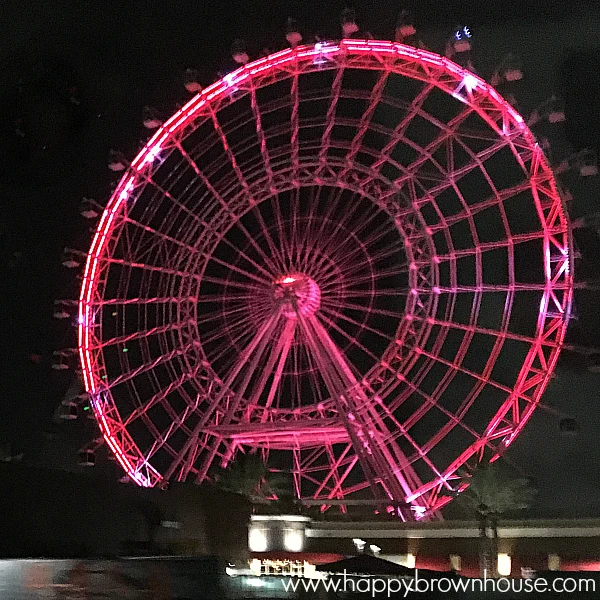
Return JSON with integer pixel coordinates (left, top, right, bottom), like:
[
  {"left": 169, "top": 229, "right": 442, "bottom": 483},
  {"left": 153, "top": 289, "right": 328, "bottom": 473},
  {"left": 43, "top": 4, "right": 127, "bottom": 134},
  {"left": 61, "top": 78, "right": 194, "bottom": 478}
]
[{"left": 78, "top": 40, "right": 572, "bottom": 519}]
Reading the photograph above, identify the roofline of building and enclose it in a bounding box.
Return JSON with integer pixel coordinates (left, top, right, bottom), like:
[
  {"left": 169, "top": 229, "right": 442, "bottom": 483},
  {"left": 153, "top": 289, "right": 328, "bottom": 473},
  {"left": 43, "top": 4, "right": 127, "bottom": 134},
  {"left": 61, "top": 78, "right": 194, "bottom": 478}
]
[{"left": 307, "top": 518, "right": 600, "bottom": 539}]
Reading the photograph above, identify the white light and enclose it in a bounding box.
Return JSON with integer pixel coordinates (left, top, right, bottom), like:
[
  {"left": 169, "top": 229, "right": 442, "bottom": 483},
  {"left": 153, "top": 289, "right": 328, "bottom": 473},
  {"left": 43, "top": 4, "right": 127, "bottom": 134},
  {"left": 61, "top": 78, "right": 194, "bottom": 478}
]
[
  {"left": 369, "top": 544, "right": 381, "bottom": 555},
  {"left": 224, "top": 73, "right": 235, "bottom": 88},
  {"left": 450, "top": 554, "right": 461, "bottom": 571},
  {"left": 352, "top": 538, "right": 366, "bottom": 552},
  {"left": 249, "top": 559, "right": 262, "bottom": 575},
  {"left": 119, "top": 179, "right": 134, "bottom": 201},
  {"left": 249, "top": 527, "right": 268, "bottom": 552},
  {"left": 548, "top": 554, "right": 561, "bottom": 571},
  {"left": 303, "top": 562, "right": 317, "bottom": 578},
  {"left": 246, "top": 578, "right": 265, "bottom": 587},
  {"left": 143, "top": 144, "right": 162, "bottom": 166},
  {"left": 284, "top": 529, "right": 304, "bottom": 552},
  {"left": 497, "top": 553, "right": 512, "bottom": 576},
  {"left": 398, "top": 553, "right": 416, "bottom": 568},
  {"left": 251, "top": 514, "right": 310, "bottom": 522},
  {"left": 463, "top": 74, "right": 479, "bottom": 93}
]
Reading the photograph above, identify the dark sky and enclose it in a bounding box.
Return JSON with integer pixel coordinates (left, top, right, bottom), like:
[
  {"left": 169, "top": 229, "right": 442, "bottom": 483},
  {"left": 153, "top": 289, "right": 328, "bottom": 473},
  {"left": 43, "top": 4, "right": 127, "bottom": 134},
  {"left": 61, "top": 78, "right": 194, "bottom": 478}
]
[{"left": 0, "top": 0, "right": 599, "bottom": 516}]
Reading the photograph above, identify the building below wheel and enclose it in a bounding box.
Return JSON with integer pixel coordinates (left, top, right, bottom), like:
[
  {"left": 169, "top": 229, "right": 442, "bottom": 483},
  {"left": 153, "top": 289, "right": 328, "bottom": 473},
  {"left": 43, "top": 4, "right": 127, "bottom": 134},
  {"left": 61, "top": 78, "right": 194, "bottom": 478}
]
[{"left": 249, "top": 515, "right": 600, "bottom": 578}]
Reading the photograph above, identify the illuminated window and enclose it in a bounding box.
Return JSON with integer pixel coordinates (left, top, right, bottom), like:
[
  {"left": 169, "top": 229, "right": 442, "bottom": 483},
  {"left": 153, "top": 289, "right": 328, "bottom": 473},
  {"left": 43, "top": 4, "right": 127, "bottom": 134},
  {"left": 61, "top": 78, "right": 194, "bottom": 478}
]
[
  {"left": 497, "top": 554, "right": 512, "bottom": 576},
  {"left": 548, "top": 554, "right": 561, "bottom": 571},
  {"left": 249, "top": 527, "right": 268, "bottom": 552},
  {"left": 283, "top": 528, "right": 304, "bottom": 552},
  {"left": 449, "top": 554, "right": 461, "bottom": 571}
]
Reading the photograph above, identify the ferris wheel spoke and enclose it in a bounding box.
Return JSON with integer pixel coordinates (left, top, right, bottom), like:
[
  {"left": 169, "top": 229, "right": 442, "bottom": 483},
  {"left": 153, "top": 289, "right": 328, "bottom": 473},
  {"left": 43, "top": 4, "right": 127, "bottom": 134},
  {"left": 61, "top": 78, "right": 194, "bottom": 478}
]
[
  {"left": 102, "top": 257, "right": 202, "bottom": 281},
  {"left": 249, "top": 83, "right": 275, "bottom": 185},
  {"left": 104, "top": 341, "right": 197, "bottom": 390},
  {"left": 204, "top": 335, "right": 252, "bottom": 372},
  {"left": 415, "top": 345, "right": 518, "bottom": 400},
  {"left": 94, "top": 321, "right": 189, "bottom": 351},
  {"left": 410, "top": 134, "right": 513, "bottom": 210},
  {"left": 325, "top": 298, "right": 403, "bottom": 320},
  {"left": 422, "top": 283, "right": 568, "bottom": 294},
  {"left": 235, "top": 218, "right": 284, "bottom": 275},
  {"left": 379, "top": 372, "right": 512, "bottom": 467},
  {"left": 250, "top": 202, "right": 289, "bottom": 272},
  {"left": 370, "top": 84, "right": 436, "bottom": 175},
  {"left": 298, "top": 186, "right": 346, "bottom": 272},
  {"left": 358, "top": 227, "right": 405, "bottom": 262},
  {"left": 205, "top": 311, "right": 274, "bottom": 369},
  {"left": 196, "top": 303, "right": 251, "bottom": 326},
  {"left": 211, "top": 108, "right": 287, "bottom": 271},
  {"left": 273, "top": 195, "right": 294, "bottom": 268},
  {"left": 342, "top": 288, "right": 409, "bottom": 299},
  {"left": 289, "top": 187, "right": 302, "bottom": 268},
  {"left": 411, "top": 314, "right": 547, "bottom": 347},
  {"left": 434, "top": 230, "right": 563, "bottom": 262},
  {"left": 200, "top": 314, "right": 258, "bottom": 351},
  {"left": 176, "top": 141, "right": 283, "bottom": 275},
  {"left": 123, "top": 367, "right": 200, "bottom": 428},
  {"left": 122, "top": 217, "right": 201, "bottom": 258},
  {"left": 205, "top": 253, "right": 274, "bottom": 286},
  {"left": 199, "top": 275, "right": 264, "bottom": 292},
  {"left": 196, "top": 292, "right": 255, "bottom": 303},
  {"left": 336, "top": 220, "right": 400, "bottom": 266},
  {"left": 322, "top": 266, "right": 404, "bottom": 292},
  {"left": 296, "top": 195, "right": 333, "bottom": 274},
  {"left": 315, "top": 312, "right": 386, "bottom": 367},
  {"left": 217, "top": 235, "right": 278, "bottom": 281},
  {"left": 249, "top": 83, "right": 290, "bottom": 269},
  {"left": 309, "top": 218, "right": 393, "bottom": 284},
  {"left": 143, "top": 394, "right": 204, "bottom": 464},
  {"left": 290, "top": 72, "right": 300, "bottom": 179},
  {"left": 309, "top": 192, "right": 381, "bottom": 266},
  {"left": 332, "top": 237, "right": 403, "bottom": 279},
  {"left": 316, "top": 66, "right": 346, "bottom": 175},
  {"left": 329, "top": 254, "right": 405, "bottom": 290},
  {"left": 319, "top": 305, "right": 394, "bottom": 344},
  {"left": 392, "top": 106, "right": 476, "bottom": 191},
  {"left": 339, "top": 70, "right": 390, "bottom": 179},
  {"left": 200, "top": 321, "right": 254, "bottom": 353}
]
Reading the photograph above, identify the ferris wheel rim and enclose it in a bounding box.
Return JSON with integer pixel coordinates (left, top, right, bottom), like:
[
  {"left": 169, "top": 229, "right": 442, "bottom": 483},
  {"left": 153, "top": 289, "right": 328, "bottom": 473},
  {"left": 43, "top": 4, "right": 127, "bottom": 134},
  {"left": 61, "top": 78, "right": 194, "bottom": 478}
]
[{"left": 77, "top": 40, "right": 572, "bottom": 509}]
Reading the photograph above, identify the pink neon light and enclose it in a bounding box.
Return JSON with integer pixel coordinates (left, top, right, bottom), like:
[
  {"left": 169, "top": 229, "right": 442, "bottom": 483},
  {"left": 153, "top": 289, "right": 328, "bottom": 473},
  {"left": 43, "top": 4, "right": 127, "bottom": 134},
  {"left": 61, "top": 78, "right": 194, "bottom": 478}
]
[{"left": 77, "top": 40, "right": 571, "bottom": 513}]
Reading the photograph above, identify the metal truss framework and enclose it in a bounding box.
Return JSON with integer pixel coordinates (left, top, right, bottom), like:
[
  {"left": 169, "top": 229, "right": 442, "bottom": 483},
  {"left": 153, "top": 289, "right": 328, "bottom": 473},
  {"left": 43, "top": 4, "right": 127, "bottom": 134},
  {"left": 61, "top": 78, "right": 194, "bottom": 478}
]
[{"left": 78, "top": 40, "right": 572, "bottom": 519}]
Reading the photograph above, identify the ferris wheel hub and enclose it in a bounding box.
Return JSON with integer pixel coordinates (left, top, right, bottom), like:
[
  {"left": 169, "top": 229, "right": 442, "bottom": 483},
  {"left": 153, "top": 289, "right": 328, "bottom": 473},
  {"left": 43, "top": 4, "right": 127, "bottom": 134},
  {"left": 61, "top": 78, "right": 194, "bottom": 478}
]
[{"left": 274, "top": 273, "right": 321, "bottom": 318}]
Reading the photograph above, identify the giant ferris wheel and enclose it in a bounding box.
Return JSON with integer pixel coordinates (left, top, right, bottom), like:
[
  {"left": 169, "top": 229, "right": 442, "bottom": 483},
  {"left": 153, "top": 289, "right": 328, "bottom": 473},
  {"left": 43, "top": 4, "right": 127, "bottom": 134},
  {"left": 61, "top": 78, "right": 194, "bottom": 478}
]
[{"left": 77, "top": 34, "right": 572, "bottom": 519}]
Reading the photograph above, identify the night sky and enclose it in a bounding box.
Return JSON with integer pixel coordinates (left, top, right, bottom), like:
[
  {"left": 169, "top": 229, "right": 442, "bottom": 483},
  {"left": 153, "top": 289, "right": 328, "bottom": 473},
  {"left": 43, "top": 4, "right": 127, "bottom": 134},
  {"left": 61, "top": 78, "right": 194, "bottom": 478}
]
[{"left": 0, "top": 0, "right": 599, "bottom": 516}]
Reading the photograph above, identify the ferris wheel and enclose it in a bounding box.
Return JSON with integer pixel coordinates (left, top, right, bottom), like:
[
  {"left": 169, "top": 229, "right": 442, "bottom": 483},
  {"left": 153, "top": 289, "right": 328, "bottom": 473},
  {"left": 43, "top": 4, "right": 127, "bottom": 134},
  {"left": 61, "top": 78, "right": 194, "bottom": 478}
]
[{"left": 76, "top": 37, "right": 572, "bottom": 519}]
